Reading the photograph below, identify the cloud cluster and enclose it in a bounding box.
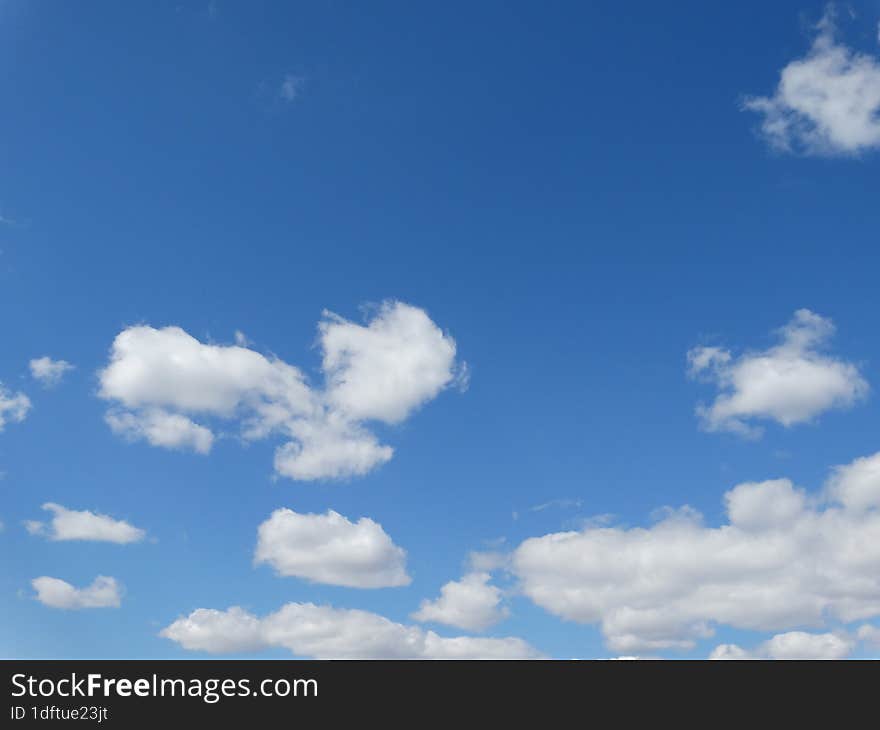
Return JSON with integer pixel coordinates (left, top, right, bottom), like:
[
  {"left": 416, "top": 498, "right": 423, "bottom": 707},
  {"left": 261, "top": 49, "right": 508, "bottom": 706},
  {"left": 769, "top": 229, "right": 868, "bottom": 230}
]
[
  {"left": 710, "top": 631, "right": 854, "bottom": 660},
  {"left": 32, "top": 576, "right": 122, "bottom": 609},
  {"left": 29, "top": 356, "right": 74, "bottom": 387},
  {"left": 0, "top": 384, "right": 30, "bottom": 432},
  {"left": 160, "top": 603, "right": 539, "bottom": 659},
  {"left": 412, "top": 572, "right": 508, "bottom": 631},
  {"left": 98, "top": 301, "right": 460, "bottom": 480},
  {"left": 25, "top": 503, "right": 146, "bottom": 544},
  {"left": 254, "top": 508, "right": 410, "bottom": 588},
  {"left": 745, "top": 10, "right": 880, "bottom": 155},
  {"left": 688, "top": 309, "right": 867, "bottom": 436},
  {"left": 512, "top": 450, "right": 880, "bottom": 654}
]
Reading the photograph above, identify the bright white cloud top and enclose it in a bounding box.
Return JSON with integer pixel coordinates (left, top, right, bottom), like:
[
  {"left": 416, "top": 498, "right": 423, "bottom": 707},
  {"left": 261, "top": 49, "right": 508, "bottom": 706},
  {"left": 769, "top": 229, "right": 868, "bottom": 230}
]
[
  {"left": 710, "top": 631, "right": 855, "bottom": 660},
  {"left": 29, "top": 356, "right": 74, "bottom": 387},
  {"left": 25, "top": 503, "right": 146, "bottom": 544},
  {"left": 32, "top": 576, "right": 122, "bottom": 610},
  {"left": 254, "top": 508, "right": 410, "bottom": 588},
  {"left": 0, "top": 384, "right": 30, "bottom": 432},
  {"left": 160, "top": 603, "right": 539, "bottom": 659},
  {"left": 512, "top": 449, "right": 880, "bottom": 654},
  {"left": 98, "top": 301, "right": 461, "bottom": 480},
  {"left": 745, "top": 10, "right": 880, "bottom": 155},
  {"left": 412, "top": 572, "right": 508, "bottom": 631},
  {"left": 688, "top": 309, "right": 867, "bottom": 436}
]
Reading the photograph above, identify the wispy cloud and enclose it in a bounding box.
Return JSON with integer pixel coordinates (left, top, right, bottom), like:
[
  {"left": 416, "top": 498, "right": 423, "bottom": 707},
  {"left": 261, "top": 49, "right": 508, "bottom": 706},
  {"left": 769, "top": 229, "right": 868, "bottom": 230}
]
[{"left": 279, "top": 74, "right": 305, "bottom": 103}]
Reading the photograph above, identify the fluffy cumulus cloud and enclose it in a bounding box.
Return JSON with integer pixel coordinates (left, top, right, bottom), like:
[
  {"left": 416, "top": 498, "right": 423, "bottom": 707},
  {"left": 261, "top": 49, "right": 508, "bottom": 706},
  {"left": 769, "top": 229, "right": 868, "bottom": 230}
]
[
  {"left": 29, "top": 356, "right": 74, "bottom": 387},
  {"left": 744, "top": 10, "right": 880, "bottom": 155},
  {"left": 710, "top": 631, "right": 854, "bottom": 660},
  {"left": 0, "top": 384, "right": 30, "bottom": 432},
  {"left": 512, "top": 450, "right": 880, "bottom": 654},
  {"left": 688, "top": 309, "right": 867, "bottom": 437},
  {"left": 32, "top": 576, "right": 122, "bottom": 609},
  {"left": 412, "top": 572, "right": 508, "bottom": 631},
  {"left": 97, "top": 301, "right": 461, "bottom": 480},
  {"left": 25, "top": 503, "right": 145, "bottom": 544},
  {"left": 254, "top": 508, "right": 410, "bottom": 588},
  {"left": 105, "top": 409, "right": 214, "bottom": 454},
  {"left": 161, "top": 603, "right": 539, "bottom": 659}
]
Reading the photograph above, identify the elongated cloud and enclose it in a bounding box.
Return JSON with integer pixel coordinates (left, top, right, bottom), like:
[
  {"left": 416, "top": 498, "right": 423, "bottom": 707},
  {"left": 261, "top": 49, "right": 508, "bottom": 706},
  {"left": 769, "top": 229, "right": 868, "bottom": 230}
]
[
  {"left": 98, "top": 301, "right": 461, "bottom": 480},
  {"left": 688, "top": 310, "right": 867, "bottom": 436},
  {"left": 29, "top": 356, "right": 74, "bottom": 387},
  {"left": 161, "top": 603, "right": 539, "bottom": 659},
  {"left": 0, "top": 384, "right": 30, "bottom": 432},
  {"left": 105, "top": 409, "right": 214, "bottom": 454},
  {"left": 512, "top": 449, "right": 880, "bottom": 654},
  {"left": 744, "top": 10, "right": 880, "bottom": 155},
  {"left": 25, "top": 503, "right": 145, "bottom": 544},
  {"left": 710, "top": 631, "right": 854, "bottom": 660},
  {"left": 32, "top": 576, "right": 122, "bottom": 609},
  {"left": 254, "top": 508, "right": 410, "bottom": 588},
  {"left": 412, "top": 572, "right": 508, "bottom": 631}
]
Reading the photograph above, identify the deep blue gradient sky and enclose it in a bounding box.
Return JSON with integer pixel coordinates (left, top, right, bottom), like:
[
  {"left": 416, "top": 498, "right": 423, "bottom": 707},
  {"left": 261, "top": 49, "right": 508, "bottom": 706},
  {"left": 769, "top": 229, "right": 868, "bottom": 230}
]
[{"left": 2, "top": 1, "right": 880, "bottom": 658}]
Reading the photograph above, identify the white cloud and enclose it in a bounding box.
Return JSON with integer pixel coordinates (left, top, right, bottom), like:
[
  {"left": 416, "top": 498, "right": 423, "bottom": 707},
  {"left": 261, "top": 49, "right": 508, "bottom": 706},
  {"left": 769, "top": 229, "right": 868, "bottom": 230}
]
[
  {"left": 254, "top": 508, "right": 410, "bottom": 588},
  {"left": 0, "top": 384, "right": 30, "bottom": 432},
  {"left": 744, "top": 9, "right": 880, "bottom": 155},
  {"left": 688, "top": 309, "right": 867, "bottom": 436},
  {"left": 29, "top": 356, "right": 74, "bottom": 387},
  {"left": 25, "top": 503, "right": 145, "bottom": 544},
  {"left": 105, "top": 409, "right": 214, "bottom": 454},
  {"left": 272, "top": 415, "right": 392, "bottom": 481},
  {"left": 320, "top": 303, "right": 458, "bottom": 424},
  {"left": 161, "top": 603, "right": 539, "bottom": 658},
  {"left": 825, "top": 451, "right": 880, "bottom": 512},
  {"left": 32, "top": 576, "right": 122, "bottom": 609},
  {"left": 158, "top": 607, "right": 265, "bottom": 654},
  {"left": 412, "top": 572, "right": 508, "bottom": 631},
  {"left": 512, "top": 450, "right": 880, "bottom": 654},
  {"left": 710, "top": 631, "right": 854, "bottom": 660},
  {"left": 97, "top": 301, "right": 460, "bottom": 480}
]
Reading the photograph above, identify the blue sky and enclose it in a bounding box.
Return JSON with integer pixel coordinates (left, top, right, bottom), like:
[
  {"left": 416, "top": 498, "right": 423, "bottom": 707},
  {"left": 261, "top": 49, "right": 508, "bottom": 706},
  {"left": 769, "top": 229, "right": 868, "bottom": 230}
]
[{"left": 3, "top": 1, "right": 880, "bottom": 659}]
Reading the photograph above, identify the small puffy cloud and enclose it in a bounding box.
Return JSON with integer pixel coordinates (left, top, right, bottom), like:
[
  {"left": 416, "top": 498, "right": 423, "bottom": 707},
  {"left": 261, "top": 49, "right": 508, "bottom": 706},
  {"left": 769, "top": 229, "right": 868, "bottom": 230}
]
[
  {"left": 412, "top": 572, "right": 508, "bottom": 631},
  {"left": 320, "top": 302, "right": 458, "bottom": 424},
  {"left": 511, "top": 450, "right": 880, "bottom": 654},
  {"left": 710, "top": 631, "right": 854, "bottom": 660},
  {"left": 98, "top": 301, "right": 460, "bottom": 480},
  {"left": 98, "top": 324, "right": 314, "bottom": 417},
  {"left": 157, "top": 607, "right": 266, "bottom": 654},
  {"left": 25, "top": 503, "right": 145, "bottom": 544},
  {"left": 254, "top": 508, "right": 410, "bottom": 588},
  {"left": 32, "top": 576, "right": 122, "bottom": 609},
  {"left": 161, "top": 603, "right": 540, "bottom": 659},
  {"left": 0, "top": 385, "right": 30, "bottom": 432},
  {"left": 688, "top": 310, "right": 867, "bottom": 436},
  {"left": 744, "top": 10, "right": 880, "bottom": 155},
  {"left": 29, "top": 356, "right": 74, "bottom": 387},
  {"left": 105, "top": 409, "right": 214, "bottom": 454},
  {"left": 272, "top": 416, "right": 392, "bottom": 481}
]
